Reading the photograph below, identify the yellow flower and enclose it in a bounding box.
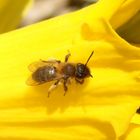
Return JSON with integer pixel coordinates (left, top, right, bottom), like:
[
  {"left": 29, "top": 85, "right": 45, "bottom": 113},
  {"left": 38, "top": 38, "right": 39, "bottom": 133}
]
[
  {"left": 119, "top": 112, "right": 140, "bottom": 140},
  {"left": 0, "top": 0, "right": 32, "bottom": 33},
  {"left": 0, "top": 0, "right": 140, "bottom": 139}
]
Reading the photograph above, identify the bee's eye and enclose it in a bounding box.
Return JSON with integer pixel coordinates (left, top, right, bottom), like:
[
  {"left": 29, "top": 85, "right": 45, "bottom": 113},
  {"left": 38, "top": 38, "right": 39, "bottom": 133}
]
[{"left": 76, "top": 63, "right": 89, "bottom": 79}]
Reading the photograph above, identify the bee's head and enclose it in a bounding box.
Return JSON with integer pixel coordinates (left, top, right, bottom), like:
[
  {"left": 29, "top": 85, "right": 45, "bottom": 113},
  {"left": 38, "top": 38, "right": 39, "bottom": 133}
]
[
  {"left": 75, "top": 51, "right": 94, "bottom": 79},
  {"left": 75, "top": 63, "right": 92, "bottom": 79}
]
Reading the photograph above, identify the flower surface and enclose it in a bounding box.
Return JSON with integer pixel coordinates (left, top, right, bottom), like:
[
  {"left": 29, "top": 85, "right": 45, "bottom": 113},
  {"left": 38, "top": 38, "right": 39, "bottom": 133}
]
[{"left": 0, "top": 0, "right": 140, "bottom": 139}]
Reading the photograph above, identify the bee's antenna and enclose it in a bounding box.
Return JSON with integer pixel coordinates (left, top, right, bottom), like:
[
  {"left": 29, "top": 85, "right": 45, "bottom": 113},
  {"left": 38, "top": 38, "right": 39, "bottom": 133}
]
[{"left": 85, "top": 51, "right": 94, "bottom": 66}]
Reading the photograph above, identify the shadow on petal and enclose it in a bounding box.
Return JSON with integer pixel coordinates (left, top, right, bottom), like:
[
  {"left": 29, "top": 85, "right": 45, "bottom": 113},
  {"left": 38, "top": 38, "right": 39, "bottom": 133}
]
[{"left": 0, "top": 118, "right": 116, "bottom": 140}]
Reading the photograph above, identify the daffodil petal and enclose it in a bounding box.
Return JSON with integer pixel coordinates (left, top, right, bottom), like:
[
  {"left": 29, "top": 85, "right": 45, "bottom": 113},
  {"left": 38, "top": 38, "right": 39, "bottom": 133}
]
[
  {"left": 80, "top": 0, "right": 125, "bottom": 21},
  {"left": 0, "top": 100, "right": 138, "bottom": 139},
  {"left": 131, "top": 113, "right": 140, "bottom": 125},
  {"left": 119, "top": 123, "right": 140, "bottom": 140},
  {"left": 0, "top": 0, "right": 32, "bottom": 33},
  {"left": 110, "top": 0, "right": 140, "bottom": 29},
  {"left": 0, "top": 1, "right": 139, "bottom": 139},
  {"left": 119, "top": 113, "right": 140, "bottom": 140},
  {"left": 116, "top": 12, "right": 140, "bottom": 44},
  {"left": 5, "top": 0, "right": 125, "bottom": 41},
  {"left": 0, "top": 31, "right": 139, "bottom": 139}
]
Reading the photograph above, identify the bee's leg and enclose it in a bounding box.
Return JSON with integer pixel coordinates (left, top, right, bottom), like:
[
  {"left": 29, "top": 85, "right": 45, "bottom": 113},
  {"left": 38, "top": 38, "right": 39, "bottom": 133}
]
[
  {"left": 65, "top": 51, "right": 71, "bottom": 62},
  {"left": 63, "top": 79, "right": 68, "bottom": 96},
  {"left": 48, "top": 80, "right": 60, "bottom": 97},
  {"left": 75, "top": 78, "right": 84, "bottom": 84},
  {"left": 40, "top": 59, "right": 61, "bottom": 63},
  {"left": 67, "top": 78, "right": 71, "bottom": 84}
]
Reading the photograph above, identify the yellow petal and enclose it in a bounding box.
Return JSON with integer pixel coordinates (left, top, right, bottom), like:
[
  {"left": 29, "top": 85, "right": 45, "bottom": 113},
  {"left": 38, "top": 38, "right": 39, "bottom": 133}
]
[
  {"left": 119, "top": 112, "right": 140, "bottom": 140},
  {"left": 110, "top": 0, "right": 140, "bottom": 29},
  {"left": 116, "top": 11, "right": 140, "bottom": 44},
  {"left": 130, "top": 110, "right": 140, "bottom": 125},
  {"left": 0, "top": 101, "right": 138, "bottom": 139},
  {"left": 80, "top": 0, "right": 125, "bottom": 20},
  {"left": 0, "top": 0, "right": 32, "bottom": 33},
  {"left": 0, "top": 0, "right": 139, "bottom": 140},
  {"left": 119, "top": 123, "right": 140, "bottom": 140}
]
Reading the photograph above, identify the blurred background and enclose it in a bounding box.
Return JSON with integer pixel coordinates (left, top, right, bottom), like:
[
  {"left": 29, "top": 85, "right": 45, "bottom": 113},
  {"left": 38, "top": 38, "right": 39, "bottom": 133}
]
[{"left": 21, "top": 0, "right": 98, "bottom": 27}]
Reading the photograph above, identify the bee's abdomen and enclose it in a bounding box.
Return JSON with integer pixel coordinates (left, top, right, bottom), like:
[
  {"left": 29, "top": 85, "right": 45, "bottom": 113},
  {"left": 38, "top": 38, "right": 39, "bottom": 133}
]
[{"left": 32, "top": 66, "right": 56, "bottom": 83}]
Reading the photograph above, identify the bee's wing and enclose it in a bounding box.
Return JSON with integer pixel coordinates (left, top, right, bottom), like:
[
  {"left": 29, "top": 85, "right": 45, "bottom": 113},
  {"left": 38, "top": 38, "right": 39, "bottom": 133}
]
[
  {"left": 26, "top": 73, "right": 64, "bottom": 86},
  {"left": 26, "top": 75, "right": 45, "bottom": 86},
  {"left": 28, "top": 59, "right": 59, "bottom": 72}
]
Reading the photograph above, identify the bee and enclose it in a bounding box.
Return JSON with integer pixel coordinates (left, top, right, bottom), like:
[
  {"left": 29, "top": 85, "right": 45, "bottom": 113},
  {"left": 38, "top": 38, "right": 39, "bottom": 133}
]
[
  {"left": 136, "top": 107, "right": 140, "bottom": 114},
  {"left": 26, "top": 51, "right": 93, "bottom": 97}
]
